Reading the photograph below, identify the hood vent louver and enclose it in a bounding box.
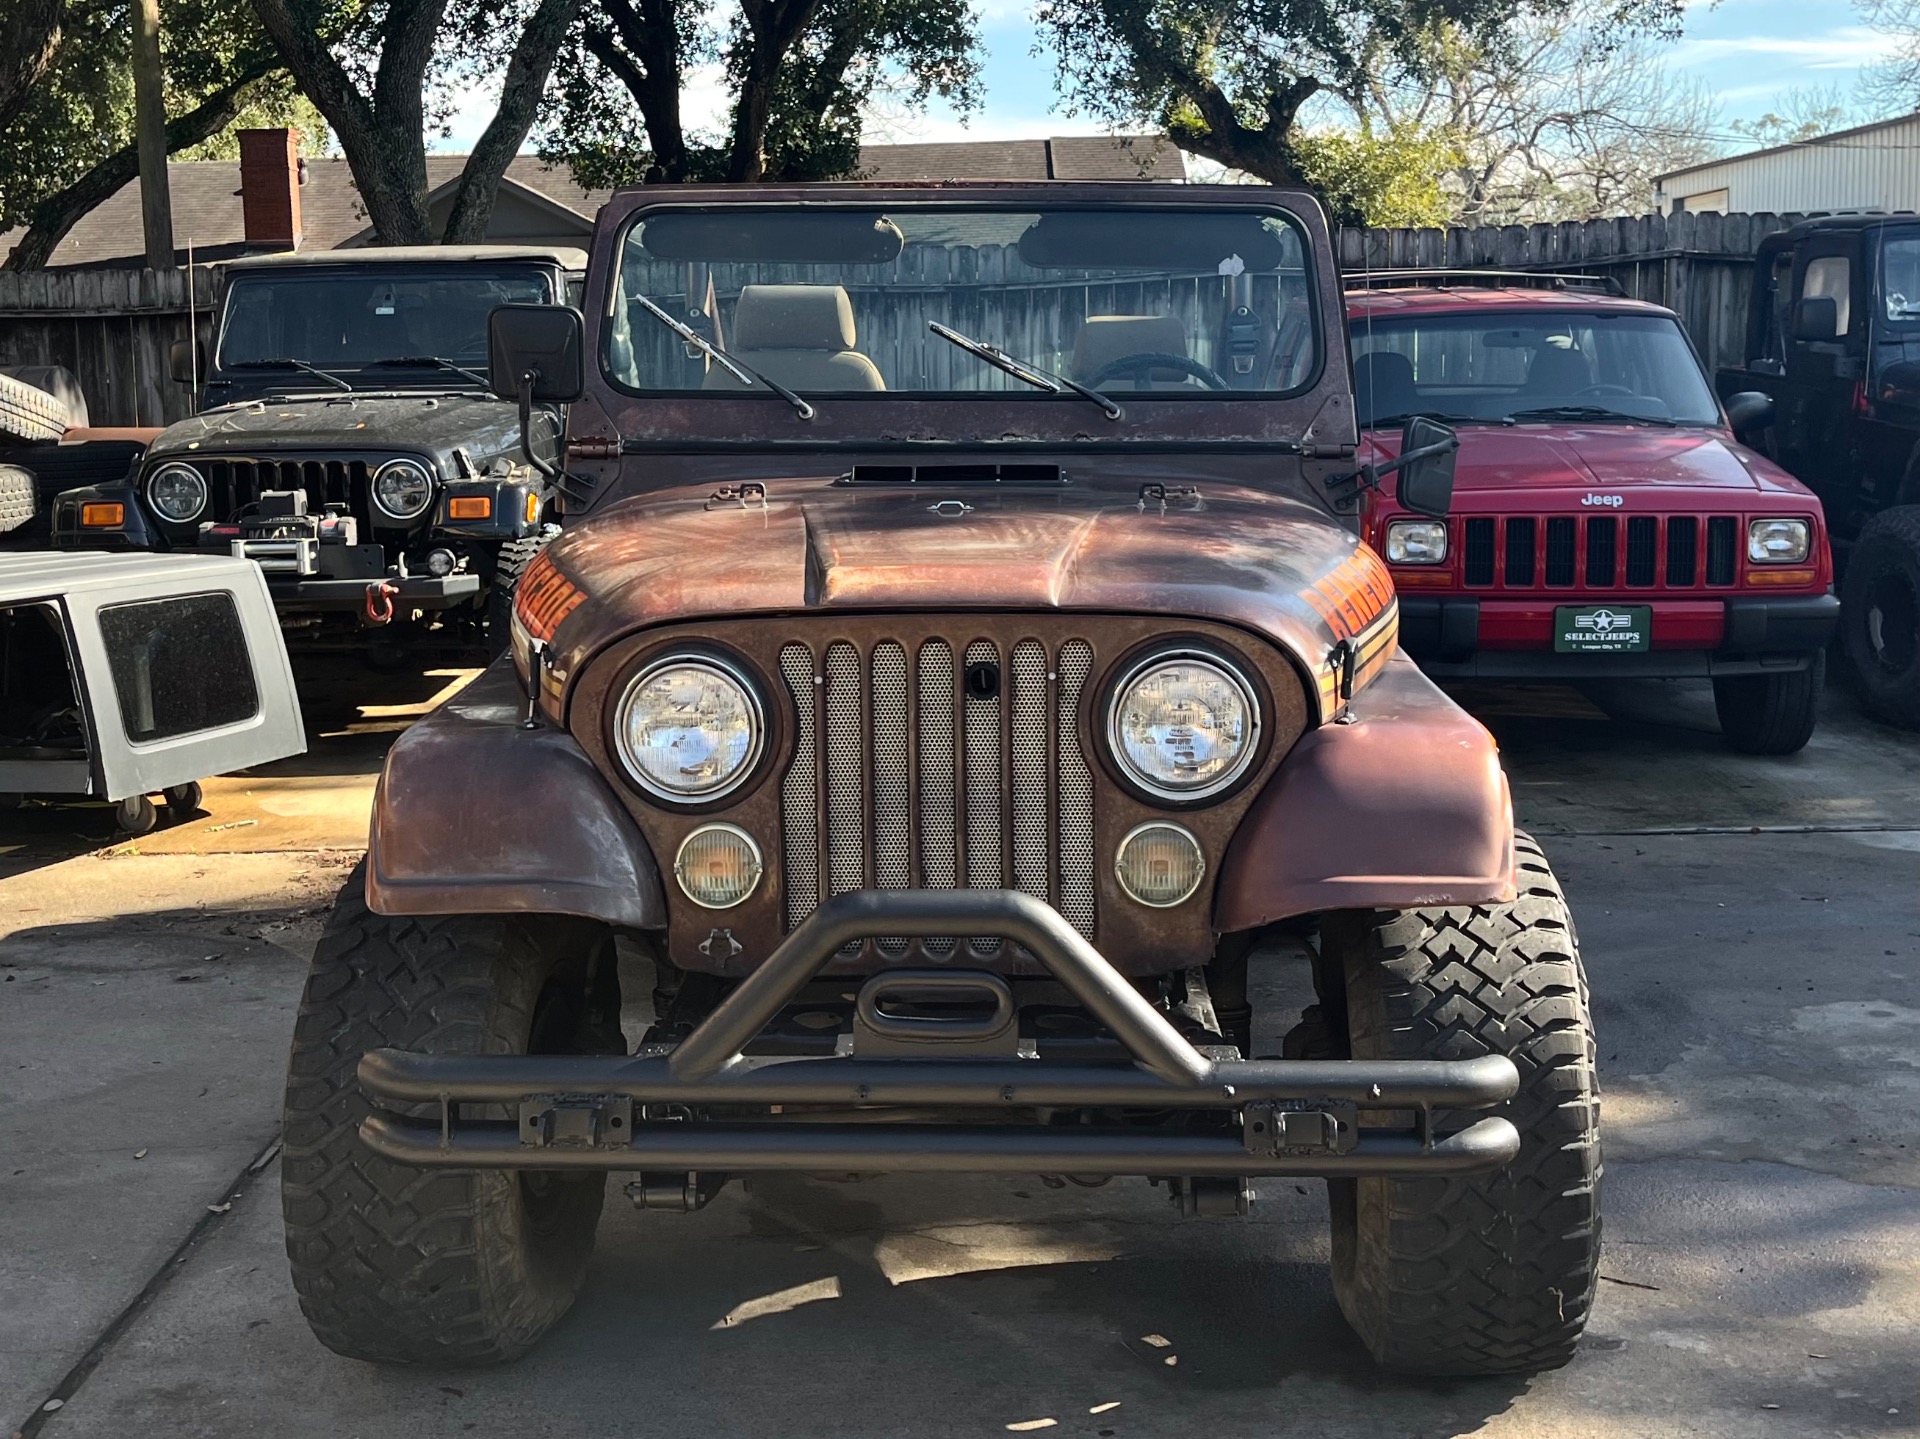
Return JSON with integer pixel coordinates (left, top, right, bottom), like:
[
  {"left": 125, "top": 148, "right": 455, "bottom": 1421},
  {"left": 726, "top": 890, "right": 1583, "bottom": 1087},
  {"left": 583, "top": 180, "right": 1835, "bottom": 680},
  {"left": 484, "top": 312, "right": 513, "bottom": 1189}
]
[{"left": 839, "top": 463, "right": 1066, "bottom": 487}]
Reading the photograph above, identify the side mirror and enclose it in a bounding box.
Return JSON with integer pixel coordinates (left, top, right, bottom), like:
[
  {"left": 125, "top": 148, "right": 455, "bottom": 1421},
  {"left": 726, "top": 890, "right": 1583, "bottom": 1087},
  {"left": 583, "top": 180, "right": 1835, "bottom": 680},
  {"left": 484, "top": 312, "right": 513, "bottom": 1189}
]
[
  {"left": 489, "top": 305, "right": 585, "bottom": 479},
  {"left": 489, "top": 304, "right": 586, "bottom": 403},
  {"left": 1392, "top": 415, "right": 1459, "bottom": 519},
  {"left": 168, "top": 338, "right": 203, "bottom": 385},
  {"left": 1723, "top": 390, "right": 1774, "bottom": 434},
  {"left": 1791, "top": 295, "right": 1840, "bottom": 343}
]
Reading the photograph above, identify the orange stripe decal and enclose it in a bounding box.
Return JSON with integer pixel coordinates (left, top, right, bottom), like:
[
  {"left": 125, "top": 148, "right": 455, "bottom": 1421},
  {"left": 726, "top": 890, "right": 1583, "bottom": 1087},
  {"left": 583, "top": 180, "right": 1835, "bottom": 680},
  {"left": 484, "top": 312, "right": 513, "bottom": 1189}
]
[
  {"left": 513, "top": 549, "right": 586, "bottom": 642},
  {"left": 1304, "top": 546, "right": 1395, "bottom": 641}
]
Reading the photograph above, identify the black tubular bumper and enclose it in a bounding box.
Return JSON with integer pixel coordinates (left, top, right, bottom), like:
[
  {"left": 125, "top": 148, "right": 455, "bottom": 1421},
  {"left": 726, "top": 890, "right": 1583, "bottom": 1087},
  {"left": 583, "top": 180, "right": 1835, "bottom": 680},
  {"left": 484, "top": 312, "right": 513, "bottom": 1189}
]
[
  {"left": 270, "top": 573, "right": 480, "bottom": 613},
  {"left": 358, "top": 890, "right": 1521, "bottom": 1179}
]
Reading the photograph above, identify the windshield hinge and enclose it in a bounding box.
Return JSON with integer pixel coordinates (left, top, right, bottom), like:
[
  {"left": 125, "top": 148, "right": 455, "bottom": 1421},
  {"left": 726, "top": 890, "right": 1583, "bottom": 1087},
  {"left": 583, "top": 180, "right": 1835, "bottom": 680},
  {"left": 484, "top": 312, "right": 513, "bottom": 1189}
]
[{"left": 566, "top": 437, "right": 620, "bottom": 460}]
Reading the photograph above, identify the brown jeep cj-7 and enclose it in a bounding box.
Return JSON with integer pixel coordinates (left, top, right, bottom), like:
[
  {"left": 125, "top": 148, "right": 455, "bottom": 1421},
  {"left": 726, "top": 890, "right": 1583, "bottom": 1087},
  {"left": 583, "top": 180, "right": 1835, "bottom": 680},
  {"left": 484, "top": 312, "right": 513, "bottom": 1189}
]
[{"left": 281, "top": 184, "right": 1601, "bottom": 1377}]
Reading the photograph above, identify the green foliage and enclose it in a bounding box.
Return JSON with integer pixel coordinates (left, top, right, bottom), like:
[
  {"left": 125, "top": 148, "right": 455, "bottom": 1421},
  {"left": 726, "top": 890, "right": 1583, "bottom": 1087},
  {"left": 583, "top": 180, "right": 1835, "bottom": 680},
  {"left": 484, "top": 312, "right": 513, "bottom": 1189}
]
[
  {"left": 540, "top": 0, "right": 981, "bottom": 187},
  {"left": 1292, "top": 122, "right": 1459, "bottom": 225},
  {"left": 0, "top": 0, "right": 302, "bottom": 233}
]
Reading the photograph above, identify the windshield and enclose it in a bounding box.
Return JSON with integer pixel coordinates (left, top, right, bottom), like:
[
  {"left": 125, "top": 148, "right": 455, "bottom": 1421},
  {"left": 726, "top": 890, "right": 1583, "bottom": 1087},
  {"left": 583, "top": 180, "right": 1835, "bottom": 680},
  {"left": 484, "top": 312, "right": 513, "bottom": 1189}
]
[
  {"left": 216, "top": 266, "right": 554, "bottom": 374},
  {"left": 605, "top": 205, "right": 1318, "bottom": 396},
  {"left": 1349, "top": 311, "right": 1721, "bottom": 426}
]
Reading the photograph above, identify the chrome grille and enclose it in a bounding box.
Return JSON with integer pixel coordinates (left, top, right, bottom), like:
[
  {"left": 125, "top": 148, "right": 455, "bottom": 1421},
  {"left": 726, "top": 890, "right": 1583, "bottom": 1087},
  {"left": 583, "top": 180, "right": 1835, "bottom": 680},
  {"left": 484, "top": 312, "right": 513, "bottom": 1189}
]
[{"left": 778, "top": 634, "right": 1099, "bottom": 954}]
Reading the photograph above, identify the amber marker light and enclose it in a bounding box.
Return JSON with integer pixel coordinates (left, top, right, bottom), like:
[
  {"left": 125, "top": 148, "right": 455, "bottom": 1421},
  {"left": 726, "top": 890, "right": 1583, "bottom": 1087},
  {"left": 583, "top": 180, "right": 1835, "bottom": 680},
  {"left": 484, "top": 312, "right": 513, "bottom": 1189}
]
[
  {"left": 1744, "top": 568, "right": 1818, "bottom": 586},
  {"left": 524, "top": 492, "right": 540, "bottom": 524},
  {"left": 448, "top": 495, "right": 492, "bottom": 520},
  {"left": 81, "top": 502, "right": 125, "bottom": 527},
  {"left": 1389, "top": 570, "right": 1455, "bottom": 587}
]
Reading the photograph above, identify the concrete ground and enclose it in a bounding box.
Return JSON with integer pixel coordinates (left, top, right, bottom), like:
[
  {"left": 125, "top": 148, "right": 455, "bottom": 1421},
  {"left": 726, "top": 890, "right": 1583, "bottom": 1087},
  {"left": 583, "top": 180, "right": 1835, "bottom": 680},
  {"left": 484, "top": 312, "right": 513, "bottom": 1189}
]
[{"left": 2, "top": 668, "right": 1916, "bottom": 1439}]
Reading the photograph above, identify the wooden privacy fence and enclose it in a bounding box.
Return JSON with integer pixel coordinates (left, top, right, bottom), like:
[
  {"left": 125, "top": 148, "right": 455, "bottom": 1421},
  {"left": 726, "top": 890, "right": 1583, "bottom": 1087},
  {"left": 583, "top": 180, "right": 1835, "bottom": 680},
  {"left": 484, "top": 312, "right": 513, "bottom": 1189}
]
[
  {"left": 0, "top": 211, "right": 1809, "bottom": 426},
  {"left": 0, "top": 267, "right": 216, "bottom": 428},
  {"left": 1335, "top": 210, "right": 1814, "bottom": 376}
]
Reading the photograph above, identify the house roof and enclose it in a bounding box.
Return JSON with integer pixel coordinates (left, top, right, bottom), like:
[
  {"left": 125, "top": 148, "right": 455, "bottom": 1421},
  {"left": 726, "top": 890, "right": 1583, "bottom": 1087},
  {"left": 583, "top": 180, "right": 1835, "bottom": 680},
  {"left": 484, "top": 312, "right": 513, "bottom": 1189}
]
[
  {"left": 1654, "top": 112, "right": 1920, "bottom": 186},
  {"left": 2, "top": 136, "right": 1184, "bottom": 269}
]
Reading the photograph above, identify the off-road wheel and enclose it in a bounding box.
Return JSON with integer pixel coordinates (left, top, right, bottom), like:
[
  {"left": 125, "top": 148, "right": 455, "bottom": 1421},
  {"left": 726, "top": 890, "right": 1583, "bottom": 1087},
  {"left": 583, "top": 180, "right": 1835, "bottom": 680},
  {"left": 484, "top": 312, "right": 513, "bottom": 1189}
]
[
  {"left": 1319, "top": 831, "right": 1600, "bottom": 1376},
  {"left": 281, "top": 862, "right": 623, "bottom": 1365},
  {"left": 485, "top": 524, "right": 559, "bottom": 660},
  {"left": 1713, "top": 652, "right": 1823, "bottom": 755},
  {"left": 1842, "top": 506, "right": 1920, "bottom": 728}
]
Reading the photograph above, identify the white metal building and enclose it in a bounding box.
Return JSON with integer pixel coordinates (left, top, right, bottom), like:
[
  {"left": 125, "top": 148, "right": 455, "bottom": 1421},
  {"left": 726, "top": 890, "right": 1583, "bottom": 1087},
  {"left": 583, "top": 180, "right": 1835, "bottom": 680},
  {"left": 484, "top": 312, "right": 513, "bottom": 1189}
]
[{"left": 1654, "top": 113, "right": 1920, "bottom": 216}]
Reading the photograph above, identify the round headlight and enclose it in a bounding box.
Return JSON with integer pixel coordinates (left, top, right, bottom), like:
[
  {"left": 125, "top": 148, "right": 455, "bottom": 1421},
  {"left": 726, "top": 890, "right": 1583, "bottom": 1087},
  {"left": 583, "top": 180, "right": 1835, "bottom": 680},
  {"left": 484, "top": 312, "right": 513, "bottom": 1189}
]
[
  {"left": 146, "top": 463, "right": 208, "bottom": 523},
  {"left": 675, "top": 824, "right": 764, "bottom": 908},
  {"left": 1106, "top": 650, "right": 1260, "bottom": 801},
  {"left": 1115, "top": 822, "right": 1206, "bottom": 907},
  {"left": 614, "top": 654, "right": 765, "bottom": 802},
  {"left": 371, "top": 458, "right": 434, "bottom": 522}
]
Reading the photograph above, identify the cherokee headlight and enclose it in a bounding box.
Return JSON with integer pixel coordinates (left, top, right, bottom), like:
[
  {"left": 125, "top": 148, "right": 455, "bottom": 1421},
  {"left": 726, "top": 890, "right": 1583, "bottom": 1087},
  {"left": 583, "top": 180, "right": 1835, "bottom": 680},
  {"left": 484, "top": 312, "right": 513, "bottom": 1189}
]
[
  {"left": 1385, "top": 518, "right": 1448, "bottom": 564},
  {"left": 1106, "top": 650, "right": 1260, "bottom": 802},
  {"left": 146, "top": 462, "right": 208, "bottom": 523},
  {"left": 371, "top": 457, "right": 435, "bottom": 522},
  {"left": 675, "top": 824, "right": 763, "bottom": 908},
  {"left": 1748, "top": 518, "right": 1811, "bottom": 564},
  {"left": 614, "top": 654, "right": 764, "bottom": 802}
]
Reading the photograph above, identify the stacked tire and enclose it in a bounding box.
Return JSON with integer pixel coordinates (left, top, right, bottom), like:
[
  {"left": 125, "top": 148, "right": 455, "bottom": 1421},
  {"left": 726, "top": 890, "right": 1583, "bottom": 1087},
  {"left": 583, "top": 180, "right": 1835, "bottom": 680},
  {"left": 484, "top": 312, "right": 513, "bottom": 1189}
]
[{"left": 0, "top": 367, "right": 91, "bottom": 538}]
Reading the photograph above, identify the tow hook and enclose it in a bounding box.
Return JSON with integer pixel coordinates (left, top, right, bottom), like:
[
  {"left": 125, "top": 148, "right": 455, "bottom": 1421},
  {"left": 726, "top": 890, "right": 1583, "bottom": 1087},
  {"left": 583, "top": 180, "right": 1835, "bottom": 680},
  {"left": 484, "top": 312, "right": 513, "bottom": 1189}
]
[{"left": 364, "top": 580, "right": 399, "bottom": 625}]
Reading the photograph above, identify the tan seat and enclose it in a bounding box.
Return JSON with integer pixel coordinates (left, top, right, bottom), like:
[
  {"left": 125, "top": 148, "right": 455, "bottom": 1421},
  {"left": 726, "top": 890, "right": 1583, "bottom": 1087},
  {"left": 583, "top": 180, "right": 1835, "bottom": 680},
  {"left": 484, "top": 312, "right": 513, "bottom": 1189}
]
[
  {"left": 1071, "top": 314, "right": 1191, "bottom": 389},
  {"left": 703, "top": 284, "right": 885, "bottom": 392}
]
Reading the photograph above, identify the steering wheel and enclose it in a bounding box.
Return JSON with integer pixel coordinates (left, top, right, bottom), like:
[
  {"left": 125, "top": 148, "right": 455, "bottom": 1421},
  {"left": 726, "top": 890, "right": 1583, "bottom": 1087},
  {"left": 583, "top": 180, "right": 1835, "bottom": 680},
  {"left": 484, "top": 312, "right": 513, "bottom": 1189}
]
[
  {"left": 1082, "top": 352, "right": 1232, "bottom": 391},
  {"left": 1574, "top": 383, "right": 1638, "bottom": 399}
]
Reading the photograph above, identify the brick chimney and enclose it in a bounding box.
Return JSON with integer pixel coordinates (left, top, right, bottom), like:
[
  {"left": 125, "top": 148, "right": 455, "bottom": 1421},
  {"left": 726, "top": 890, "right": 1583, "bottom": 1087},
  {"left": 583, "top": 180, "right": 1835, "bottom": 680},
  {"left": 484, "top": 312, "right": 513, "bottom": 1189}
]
[{"left": 238, "top": 128, "right": 302, "bottom": 251}]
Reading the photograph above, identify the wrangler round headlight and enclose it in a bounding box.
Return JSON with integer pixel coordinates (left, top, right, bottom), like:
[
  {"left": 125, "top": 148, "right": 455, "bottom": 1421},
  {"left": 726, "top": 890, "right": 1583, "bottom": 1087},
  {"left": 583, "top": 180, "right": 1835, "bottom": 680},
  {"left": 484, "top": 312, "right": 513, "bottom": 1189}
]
[
  {"left": 371, "top": 457, "right": 434, "bottom": 522},
  {"left": 614, "top": 654, "right": 764, "bottom": 802},
  {"left": 1115, "top": 822, "right": 1206, "bottom": 907},
  {"left": 675, "top": 824, "right": 763, "bottom": 908},
  {"left": 146, "top": 463, "right": 208, "bottom": 523},
  {"left": 1106, "top": 650, "right": 1260, "bottom": 802},
  {"left": 1748, "top": 518, "right": 1811, "bottom": 564},
  {"left": 1386, "top": 518, "right": 1448, "bottom": 564}
]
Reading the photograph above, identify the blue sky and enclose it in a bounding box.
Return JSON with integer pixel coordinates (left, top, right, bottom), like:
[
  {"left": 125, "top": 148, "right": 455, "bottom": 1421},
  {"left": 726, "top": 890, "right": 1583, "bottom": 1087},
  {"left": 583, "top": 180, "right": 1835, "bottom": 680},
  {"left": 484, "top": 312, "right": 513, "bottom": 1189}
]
[{"left": 440, "top": 0, "right": 1890, "bottom": 154}]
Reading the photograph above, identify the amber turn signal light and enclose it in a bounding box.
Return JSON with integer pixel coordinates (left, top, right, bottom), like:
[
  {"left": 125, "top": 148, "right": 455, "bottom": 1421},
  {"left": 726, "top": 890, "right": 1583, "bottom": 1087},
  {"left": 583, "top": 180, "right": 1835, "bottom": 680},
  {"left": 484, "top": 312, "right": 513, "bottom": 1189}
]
[
  {"left": 524, "top": 491, "right": 540, "bottom": 525},
  {"left": 447, "top": 495, "right": 492, "bottom": 520},
  {"left": 80, "top": 502, "right": 125, "bottom": 527},
  {"left": 1744, "top": 568, "right": 1817, "bottom": 587}
]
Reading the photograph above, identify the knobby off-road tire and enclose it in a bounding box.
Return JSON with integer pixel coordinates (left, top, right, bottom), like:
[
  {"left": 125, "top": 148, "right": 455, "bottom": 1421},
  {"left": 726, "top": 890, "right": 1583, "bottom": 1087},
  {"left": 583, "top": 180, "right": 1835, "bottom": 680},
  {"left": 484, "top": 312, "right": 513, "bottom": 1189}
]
[
  {"left": 484, "top": 524, "right": 560, "bottom": 661},
  {"left": 1320, "top": 831, "right": 1600, "bottom": 1376},
  {"left": 1841, "top": 506, "right": 1920, "bottom": 728},
  {"left": 281, "top": 862, "right": 622, "bottom": 1365},
  {"left": 1713, "top": 650, "right": 1824, "bottom": 755}
]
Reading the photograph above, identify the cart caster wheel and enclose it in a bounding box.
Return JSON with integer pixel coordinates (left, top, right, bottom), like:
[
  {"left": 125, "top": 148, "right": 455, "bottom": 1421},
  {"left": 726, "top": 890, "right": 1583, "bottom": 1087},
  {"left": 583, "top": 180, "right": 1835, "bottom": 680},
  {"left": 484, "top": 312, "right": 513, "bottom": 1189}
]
[
  {"left": 163, "top": 782, "right": 203, "bottom": 816},
  {"left": 115, "top": 795, "right": 158, "bottom": 835}
]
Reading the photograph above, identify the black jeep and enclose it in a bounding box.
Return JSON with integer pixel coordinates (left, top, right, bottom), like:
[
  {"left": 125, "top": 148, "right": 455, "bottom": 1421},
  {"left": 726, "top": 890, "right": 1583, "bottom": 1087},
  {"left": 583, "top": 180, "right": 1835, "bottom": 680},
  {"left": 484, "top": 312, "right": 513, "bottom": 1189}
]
[
  {"left": 50, "top": 247, "right": 580, "bottom": 660},
  {"left": 1717, "top": 213, "right": 1920, "bottom": 724}
]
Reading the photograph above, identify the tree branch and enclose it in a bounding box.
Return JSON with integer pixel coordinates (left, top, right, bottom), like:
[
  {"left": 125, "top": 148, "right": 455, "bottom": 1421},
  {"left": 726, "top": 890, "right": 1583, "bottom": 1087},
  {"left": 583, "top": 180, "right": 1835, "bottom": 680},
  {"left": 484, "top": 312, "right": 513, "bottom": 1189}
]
[
  {"left": 0, "top": 0, "right": 63, "bottom": 132},
  {"left": 443, "top": 0, "right": 583, "bottom": 241}
]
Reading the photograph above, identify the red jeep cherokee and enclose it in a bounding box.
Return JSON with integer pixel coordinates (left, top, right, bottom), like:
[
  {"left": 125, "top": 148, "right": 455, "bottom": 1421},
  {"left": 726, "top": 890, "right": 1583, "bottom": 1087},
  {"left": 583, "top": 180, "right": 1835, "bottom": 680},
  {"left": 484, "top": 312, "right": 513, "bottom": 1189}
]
[{"left": 1347, "top": 272, "right": 1838, "bottom": 754}]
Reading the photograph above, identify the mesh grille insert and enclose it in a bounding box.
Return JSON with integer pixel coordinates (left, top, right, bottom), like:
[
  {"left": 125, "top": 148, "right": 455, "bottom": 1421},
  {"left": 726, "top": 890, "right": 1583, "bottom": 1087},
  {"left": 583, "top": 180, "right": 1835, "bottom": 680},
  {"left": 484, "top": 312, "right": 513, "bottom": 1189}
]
[
  {"left": 1706, "top": 516, "right": 1738, "bottom": 585},
  {"left": 1666, "top": 516, "right": 1699, "bottom": 587},
  {"left": 1586, "top": 516, "right": 1617, "bottom": 587},
  {"left": 776, "top": 633, "right": 1101, "bottom": 956},
  {"left": 1544, "top": 517, "right": 1576, "bottom": 586},
  {"left": 1504, "top": 516, "right": 1537, "bottom": 587},
  {"left": 1463, "top": 518, "right": 1496, "bottom": 586},
  {"left": 1625, "top": 516, "right": 1658, "bottom": 585}
]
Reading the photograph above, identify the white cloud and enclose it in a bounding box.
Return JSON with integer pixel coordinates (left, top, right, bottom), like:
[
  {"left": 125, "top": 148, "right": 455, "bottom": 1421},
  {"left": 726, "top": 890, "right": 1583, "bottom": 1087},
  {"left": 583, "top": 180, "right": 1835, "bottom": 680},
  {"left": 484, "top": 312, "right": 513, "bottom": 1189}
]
[{"left": 1669, "top": 25, "right": 1883, "bottom": 73}]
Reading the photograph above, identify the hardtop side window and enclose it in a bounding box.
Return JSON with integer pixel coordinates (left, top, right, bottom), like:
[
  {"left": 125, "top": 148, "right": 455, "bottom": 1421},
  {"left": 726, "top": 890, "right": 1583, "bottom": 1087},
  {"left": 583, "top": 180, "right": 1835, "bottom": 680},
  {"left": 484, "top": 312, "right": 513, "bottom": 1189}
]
[
  {"left": 604, "top": 205, "right": 1320, "bottom": 396},
  {"left": 0, "top": 603, "right": 84, "bottom": 758},
  {"left": 98, "top": 592, "right": 259, "bottom": 742},
  {"left": 1880, "top": 233, "right": 1920, "bottom": 323},
  {"left": 1800, "top": 255, "right": 1852, "bottom": 336}
]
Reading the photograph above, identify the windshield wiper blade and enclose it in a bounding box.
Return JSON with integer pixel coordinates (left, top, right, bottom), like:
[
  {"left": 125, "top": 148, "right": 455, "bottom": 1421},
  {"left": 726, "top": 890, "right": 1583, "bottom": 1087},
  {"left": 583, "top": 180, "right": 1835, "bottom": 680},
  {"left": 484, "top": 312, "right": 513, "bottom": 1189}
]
[
  {"left": 366, "top": 355, "right": 492, "bottom": 388},
  {"left": 929, "top": 321, "right": 1122, "bottom": 421},
  {"left": 1504, "top": 405, "right": 1674, "bottom": 427},
  {"left": 1371, "top": 409, "right": 1506, "bottom": 428},
  {"left": 227, "top": 358, "right": 353, "bottom": 392},
  {"left": 630, "top": 293, "right": 814, "bottom": 421}
]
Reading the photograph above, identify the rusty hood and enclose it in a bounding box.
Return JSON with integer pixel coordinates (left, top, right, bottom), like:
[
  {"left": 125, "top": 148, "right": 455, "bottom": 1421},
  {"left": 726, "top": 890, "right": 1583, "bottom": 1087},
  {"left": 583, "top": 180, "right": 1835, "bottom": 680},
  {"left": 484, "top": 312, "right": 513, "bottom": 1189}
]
[{"left": 535, "top": 475, "right": 1397, "bottom": 723}]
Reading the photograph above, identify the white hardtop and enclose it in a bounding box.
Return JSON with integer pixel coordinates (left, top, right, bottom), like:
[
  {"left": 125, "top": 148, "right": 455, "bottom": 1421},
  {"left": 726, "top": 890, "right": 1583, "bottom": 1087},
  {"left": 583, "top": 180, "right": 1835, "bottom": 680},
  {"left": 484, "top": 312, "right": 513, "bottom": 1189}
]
[{"left": 0, "top": 551, "right": 263, "bottom": 606}]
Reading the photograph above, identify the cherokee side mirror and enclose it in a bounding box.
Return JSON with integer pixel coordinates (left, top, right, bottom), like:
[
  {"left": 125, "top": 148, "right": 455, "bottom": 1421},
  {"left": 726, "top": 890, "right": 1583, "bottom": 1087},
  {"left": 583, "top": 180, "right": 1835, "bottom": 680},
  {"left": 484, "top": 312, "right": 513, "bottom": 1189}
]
[
  {"left": 1791, "top": 295, "right": 1840, "bottom": 343},
  {"left": 489, "top": 304, "right": 586, "bottom": 404},
  {"left": 1393, "top": 415, "right": 1459, "bottom": 519},
  {"left": 1723, "top": 390, "right": 1774, "bottom": 434},
  {"left": 168, "top": 338, "right": 204, "bottom": 386}
]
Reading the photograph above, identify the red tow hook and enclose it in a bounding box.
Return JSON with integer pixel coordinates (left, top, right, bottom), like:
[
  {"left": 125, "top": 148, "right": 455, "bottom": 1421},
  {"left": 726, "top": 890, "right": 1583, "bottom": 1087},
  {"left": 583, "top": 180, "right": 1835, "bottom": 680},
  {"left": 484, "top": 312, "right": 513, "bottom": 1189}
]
[{"left": 364, "top": 580, "right": 399, "bottom": 625}]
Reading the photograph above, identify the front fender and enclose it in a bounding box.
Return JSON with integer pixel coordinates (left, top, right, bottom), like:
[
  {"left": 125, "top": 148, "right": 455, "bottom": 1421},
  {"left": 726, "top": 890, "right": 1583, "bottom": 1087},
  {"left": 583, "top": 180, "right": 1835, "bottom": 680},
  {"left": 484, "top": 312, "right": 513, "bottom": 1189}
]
[
  {"left": 1213, "top": 655, "right": 1515, "bottom": 930},
  {"left": 366, "top": 661, "right": 666, "bottom": 927}
]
